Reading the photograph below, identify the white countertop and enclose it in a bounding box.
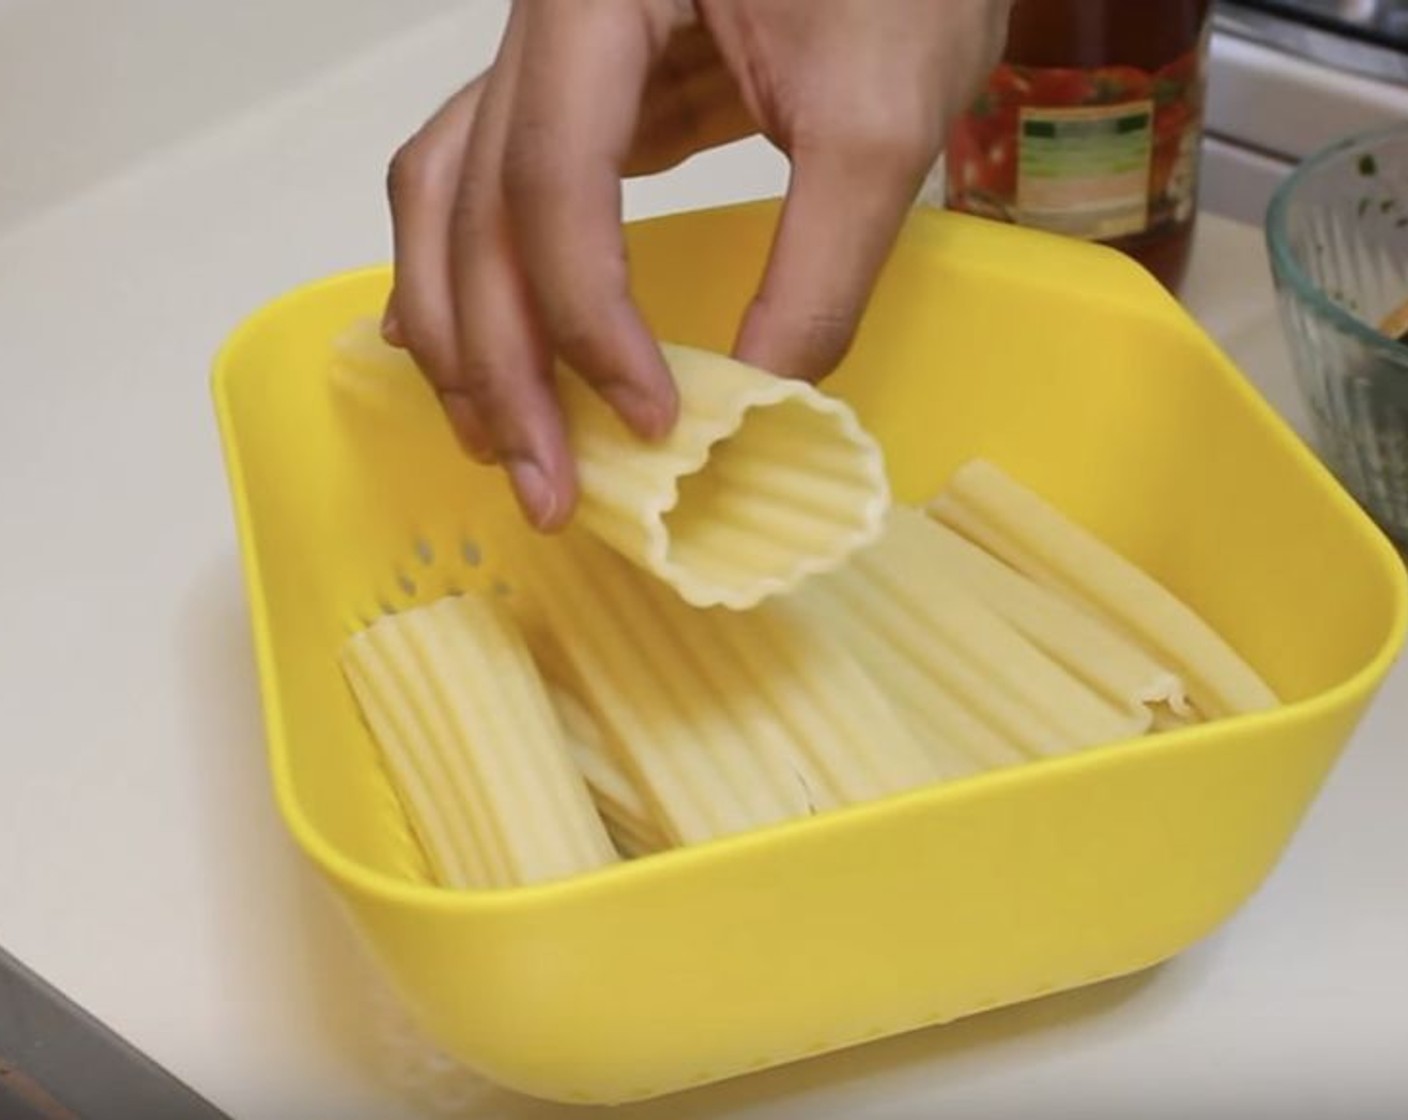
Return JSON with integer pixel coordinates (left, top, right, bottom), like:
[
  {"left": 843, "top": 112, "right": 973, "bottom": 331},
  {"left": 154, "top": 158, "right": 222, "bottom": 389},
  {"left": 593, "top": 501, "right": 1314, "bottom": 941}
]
[{"left": 1, "top": 5, "right": 1404, "bottom": 1118}]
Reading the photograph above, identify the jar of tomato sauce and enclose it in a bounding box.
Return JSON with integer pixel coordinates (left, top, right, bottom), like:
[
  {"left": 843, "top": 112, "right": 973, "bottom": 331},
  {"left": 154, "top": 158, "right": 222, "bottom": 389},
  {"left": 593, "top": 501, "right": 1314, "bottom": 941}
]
[{"left": 944, "top": 0, "right": 1212, "bottom": 294}]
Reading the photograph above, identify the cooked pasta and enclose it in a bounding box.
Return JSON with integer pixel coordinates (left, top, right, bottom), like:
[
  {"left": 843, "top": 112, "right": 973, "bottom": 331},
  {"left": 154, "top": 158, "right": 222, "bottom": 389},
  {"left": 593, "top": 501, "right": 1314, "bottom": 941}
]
[
  {"left": 563, "top": 343, "right": 889, "bottom": 609},
  {"left": 929, "top": 460, "right": 1279, "bottom": 717},
  {"left": 341, "top": 595, "right": 619, "bottom": 888}
]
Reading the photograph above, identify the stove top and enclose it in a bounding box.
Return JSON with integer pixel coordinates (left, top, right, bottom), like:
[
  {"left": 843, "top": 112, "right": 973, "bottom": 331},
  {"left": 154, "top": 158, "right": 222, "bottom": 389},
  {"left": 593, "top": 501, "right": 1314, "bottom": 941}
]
[
  {"left": 1242, "top": 0, "right": 1408, "bottom": 46},
  {"left": 1218, "top": 0, "right": 1408, "bottom": 84}
]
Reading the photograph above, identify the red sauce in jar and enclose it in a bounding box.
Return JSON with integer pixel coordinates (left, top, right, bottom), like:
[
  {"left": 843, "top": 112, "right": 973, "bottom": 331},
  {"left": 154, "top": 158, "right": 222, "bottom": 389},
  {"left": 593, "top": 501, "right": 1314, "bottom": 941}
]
[{"left": 945, "top": 0, "right": 1213, "bottom": 294}]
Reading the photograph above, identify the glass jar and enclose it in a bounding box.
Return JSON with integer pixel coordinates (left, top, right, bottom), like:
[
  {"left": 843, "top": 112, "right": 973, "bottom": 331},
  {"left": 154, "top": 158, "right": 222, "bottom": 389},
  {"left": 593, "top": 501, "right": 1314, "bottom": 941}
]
[{"left": 944, "top": 0, "right": 1213, "bottom": 294}]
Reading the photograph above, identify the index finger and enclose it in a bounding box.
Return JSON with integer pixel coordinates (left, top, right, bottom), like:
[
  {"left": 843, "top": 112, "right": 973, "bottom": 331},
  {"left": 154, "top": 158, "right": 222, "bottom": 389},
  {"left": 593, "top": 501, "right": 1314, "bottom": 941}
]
[
  {"left": 384, "top": 77, "right": 493, "bottom": 461},
  {"left": 501, "top": 0, "right": 681, "bottom": 439}
]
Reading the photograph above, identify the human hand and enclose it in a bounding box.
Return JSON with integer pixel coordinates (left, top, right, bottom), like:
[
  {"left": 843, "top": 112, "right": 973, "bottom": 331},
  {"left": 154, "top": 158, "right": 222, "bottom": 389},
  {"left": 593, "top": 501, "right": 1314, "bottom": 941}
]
[{"left": 384, "top": 0, "right": 1011, "bottom": 530}]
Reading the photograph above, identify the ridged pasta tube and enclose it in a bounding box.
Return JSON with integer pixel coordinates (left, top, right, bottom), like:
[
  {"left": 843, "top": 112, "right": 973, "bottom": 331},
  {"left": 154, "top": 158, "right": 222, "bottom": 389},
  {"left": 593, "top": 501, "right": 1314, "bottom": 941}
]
[
  {"left": 902, "top": 507, "right": 1191, "bottom": 719},
  {"left": 810, "top": 510, "right": 1150, "bottom": 759},
  {"left": 340, "top": 595, "right": 620, "bottom": 889},
  {"left": 788, "top": 578, "right": 1022, "bottom": 773},
  {"left": 929, "top": 460, "right": 1279, "bottom": 718},
  {"left": 517, "top": 531, "right": 939, "bottom": 845},
  {"left": 340, "top": 651, "right": 482, "bottom": 889},
  {"left": 548, "top": 684, "right": 670, "bottom": 858},
  {"left": 562, "top": 344, "right": 889, "bottom": 609}
]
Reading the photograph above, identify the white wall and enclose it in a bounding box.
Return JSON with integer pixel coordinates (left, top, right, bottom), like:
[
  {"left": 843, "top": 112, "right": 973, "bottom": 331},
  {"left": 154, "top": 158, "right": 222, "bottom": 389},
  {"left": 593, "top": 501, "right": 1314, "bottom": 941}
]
[{"left": 0, "top": 0, "right": 478, "bottom": 231}]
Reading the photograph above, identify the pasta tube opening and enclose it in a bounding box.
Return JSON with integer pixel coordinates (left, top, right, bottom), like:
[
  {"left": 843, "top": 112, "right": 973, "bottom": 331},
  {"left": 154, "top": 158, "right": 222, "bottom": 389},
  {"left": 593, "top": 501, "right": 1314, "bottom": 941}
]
[{"left": 567, "top": 344, "right": 890, "bottom": 610}]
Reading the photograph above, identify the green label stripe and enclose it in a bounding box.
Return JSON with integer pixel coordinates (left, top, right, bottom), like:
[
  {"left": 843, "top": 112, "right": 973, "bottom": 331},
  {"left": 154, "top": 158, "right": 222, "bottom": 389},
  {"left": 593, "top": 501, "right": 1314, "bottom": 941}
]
[
  {"left": 1022, "top": 112, "right": 1150, "bottom": 139},
  {"left": 1020, "top": 109, "right": 1151, "bottom": 179}
]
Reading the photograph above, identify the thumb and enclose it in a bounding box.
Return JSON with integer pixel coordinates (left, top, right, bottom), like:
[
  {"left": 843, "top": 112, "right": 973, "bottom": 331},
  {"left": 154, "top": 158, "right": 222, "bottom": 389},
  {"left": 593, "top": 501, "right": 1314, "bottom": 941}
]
[{"left": 733, "top": 137, "right": 930, "bottom": 381}]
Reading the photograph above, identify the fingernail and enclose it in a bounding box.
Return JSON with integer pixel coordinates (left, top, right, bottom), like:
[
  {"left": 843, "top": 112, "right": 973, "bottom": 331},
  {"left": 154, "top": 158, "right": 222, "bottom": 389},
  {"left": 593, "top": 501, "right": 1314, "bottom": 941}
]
[{"left": 506, "top": 457, "right": 558, "bottom": 531}]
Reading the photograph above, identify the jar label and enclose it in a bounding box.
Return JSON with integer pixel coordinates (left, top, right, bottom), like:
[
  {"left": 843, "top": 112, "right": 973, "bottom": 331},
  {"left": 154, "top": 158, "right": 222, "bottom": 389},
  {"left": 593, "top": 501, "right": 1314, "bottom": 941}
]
[
  {"left": 1015, "top": 102, "right": 1153, "bottom": 239},
  {"left": 946, "top": 44, "right": 1206, "bottom": 243}
]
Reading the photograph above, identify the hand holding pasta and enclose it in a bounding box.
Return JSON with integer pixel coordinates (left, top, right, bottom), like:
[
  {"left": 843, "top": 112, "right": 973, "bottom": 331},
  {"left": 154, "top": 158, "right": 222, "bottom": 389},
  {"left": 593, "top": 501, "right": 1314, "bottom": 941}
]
[
  {"left": 380, "top": 0, "right": 1013, "bottom": 529},
  {"left": 335, "top": 325, "right": 889, "bottom": 609}
]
